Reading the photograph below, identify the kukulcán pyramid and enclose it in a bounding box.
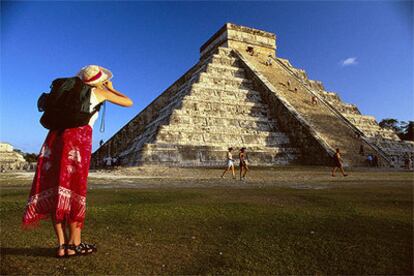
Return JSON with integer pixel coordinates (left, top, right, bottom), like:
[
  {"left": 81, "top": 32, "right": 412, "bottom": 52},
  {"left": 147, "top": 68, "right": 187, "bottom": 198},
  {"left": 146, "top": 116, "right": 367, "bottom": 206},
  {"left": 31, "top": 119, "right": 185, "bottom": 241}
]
[{"left": 92, "top": 23, "right": 413, "bottom": 168}]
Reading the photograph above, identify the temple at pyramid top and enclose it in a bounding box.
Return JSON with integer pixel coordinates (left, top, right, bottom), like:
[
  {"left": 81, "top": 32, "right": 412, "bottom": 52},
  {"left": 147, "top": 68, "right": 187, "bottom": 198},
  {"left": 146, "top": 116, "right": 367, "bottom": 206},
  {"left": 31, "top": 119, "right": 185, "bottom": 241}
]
[
  {"left": 92, "top": 23, "right": 413, "bottom": 169},
  {"left": 200, "top": 23, "right": 277, "bottom": 59}
]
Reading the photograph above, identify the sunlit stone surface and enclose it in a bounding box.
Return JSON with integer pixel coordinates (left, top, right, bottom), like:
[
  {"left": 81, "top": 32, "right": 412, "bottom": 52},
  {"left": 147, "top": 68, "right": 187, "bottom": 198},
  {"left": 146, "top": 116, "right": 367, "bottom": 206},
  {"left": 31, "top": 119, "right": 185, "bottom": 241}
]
[{"left": 92, "top": 23, "right": 413, "bottom": 168}]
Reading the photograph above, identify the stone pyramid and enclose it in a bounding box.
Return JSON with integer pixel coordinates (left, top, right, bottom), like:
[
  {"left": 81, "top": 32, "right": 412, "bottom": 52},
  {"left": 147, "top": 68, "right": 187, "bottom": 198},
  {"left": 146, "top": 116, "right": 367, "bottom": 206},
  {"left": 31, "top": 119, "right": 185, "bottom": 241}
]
[{"left": 92, "top": 23, "right": 413, "bottom": 168}]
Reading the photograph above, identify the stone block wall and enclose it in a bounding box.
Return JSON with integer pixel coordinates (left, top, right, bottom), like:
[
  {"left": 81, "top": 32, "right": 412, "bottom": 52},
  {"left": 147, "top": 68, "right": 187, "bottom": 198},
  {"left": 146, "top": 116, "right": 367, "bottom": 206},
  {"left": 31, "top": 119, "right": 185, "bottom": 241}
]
[
  {"left": 200, "top": 23, "right": 276, "bottom": 59},
  {"left": 92, "top": 61, "right": 205, "bottom": 168},
  {"left": 92, "top": 45, "right": 301, "bottom": 168}
]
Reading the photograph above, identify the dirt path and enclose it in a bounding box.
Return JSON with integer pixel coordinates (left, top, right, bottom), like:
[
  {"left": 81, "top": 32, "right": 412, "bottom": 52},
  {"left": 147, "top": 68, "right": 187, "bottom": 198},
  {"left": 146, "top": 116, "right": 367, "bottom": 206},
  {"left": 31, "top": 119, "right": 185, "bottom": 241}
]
[{"left": 1, "top": 166, "right": 412, "bottom": 190}]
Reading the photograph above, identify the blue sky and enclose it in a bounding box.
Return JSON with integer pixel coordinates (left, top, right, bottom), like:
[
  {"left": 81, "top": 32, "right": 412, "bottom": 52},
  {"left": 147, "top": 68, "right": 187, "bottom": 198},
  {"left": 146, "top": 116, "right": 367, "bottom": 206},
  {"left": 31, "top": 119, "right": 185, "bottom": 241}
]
[{"left": 1, "top": 1, "right": 413, "bottom": 153}]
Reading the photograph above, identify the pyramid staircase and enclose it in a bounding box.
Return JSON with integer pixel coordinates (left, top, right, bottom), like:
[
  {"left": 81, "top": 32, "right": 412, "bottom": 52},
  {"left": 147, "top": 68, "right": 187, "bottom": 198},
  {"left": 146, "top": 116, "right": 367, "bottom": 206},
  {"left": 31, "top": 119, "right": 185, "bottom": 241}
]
[{"left": 317, "top": 89, "right": 414, "bottom": 167}]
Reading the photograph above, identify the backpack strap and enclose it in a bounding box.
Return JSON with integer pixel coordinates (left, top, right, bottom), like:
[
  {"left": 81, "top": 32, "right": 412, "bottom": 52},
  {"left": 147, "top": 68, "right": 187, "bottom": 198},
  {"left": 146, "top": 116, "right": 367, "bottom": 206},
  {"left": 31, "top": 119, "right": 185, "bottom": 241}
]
[{"left": 99, "top": 101, "right": 106, "bottom": 133}]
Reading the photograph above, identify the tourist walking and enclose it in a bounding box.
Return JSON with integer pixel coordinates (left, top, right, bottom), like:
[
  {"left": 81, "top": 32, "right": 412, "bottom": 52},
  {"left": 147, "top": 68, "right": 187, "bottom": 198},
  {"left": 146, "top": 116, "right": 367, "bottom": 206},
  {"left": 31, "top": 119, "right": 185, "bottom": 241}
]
[
  {"left": 331, "top": 148, "right": 348, "bottom": 177},
  {"left": 22, "top": 65, "right": 133, "bottom": 258},
  {"left": 359, "top": 144, "right": 364, "bottom": 155},
  {"left": 404, "top": 153, "right": 412, "bottom": 170},
  {"left": 239, "top": 147, "right": 249, "bottom": 181},
  {"left": 103, "top": 155, "right": 113, "bottom": 169},
  {"left": 112, "top": 156, "right": 119, "bottom": 168},
  {"left": 265, "top": 54, "right": 273, "bottom": 66},
  {"left": 221, "top": 148, "right": 236, "bottom": 179},
  {"left": 367, "top": 154, "right": 373, "bottom": 167},
  {"left": 373, "top": 155, "right": 379, "bottom": 167}
]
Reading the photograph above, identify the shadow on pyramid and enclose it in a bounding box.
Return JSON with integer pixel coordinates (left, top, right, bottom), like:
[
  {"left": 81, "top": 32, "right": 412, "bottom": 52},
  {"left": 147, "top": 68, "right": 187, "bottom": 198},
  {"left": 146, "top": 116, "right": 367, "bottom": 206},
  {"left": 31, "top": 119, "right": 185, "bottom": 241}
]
[{"left": 92, "top": 23, "right": 413, "bottom": 168}]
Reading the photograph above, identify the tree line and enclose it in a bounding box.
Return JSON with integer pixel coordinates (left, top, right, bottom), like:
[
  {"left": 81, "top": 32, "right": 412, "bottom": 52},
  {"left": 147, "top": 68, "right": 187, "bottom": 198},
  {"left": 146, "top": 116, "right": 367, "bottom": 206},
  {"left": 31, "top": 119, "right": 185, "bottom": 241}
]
[{"left": 378, "top": 119, "right": 414, "bottom": 141}]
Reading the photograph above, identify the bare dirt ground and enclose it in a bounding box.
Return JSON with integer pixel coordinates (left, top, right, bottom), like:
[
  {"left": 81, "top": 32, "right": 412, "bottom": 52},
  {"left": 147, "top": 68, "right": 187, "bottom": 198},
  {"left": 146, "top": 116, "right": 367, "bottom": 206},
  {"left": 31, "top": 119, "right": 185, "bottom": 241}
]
[{"left": 2, "top": 166, "right": 413, "bottom": 190}]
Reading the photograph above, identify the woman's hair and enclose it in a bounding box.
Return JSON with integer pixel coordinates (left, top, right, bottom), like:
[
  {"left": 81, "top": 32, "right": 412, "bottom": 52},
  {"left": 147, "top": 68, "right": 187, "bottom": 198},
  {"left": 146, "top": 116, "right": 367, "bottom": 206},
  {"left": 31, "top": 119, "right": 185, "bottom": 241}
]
[
  {"left": 336, "top": 148, "right": 340, "bottom": 153},
  {"left": 228, "top": 147, "right": 233, "bottom": 151}
]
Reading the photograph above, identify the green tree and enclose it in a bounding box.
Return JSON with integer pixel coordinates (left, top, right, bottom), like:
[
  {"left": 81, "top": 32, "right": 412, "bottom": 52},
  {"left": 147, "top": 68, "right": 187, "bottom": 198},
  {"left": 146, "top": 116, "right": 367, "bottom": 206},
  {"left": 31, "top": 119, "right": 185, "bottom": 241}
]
[
  {"left": 379, "top": 118, "right": 400, "bottom": 132},
  {"left": 24, "top": 153, "right": 38, "bottom": 163},
  {"left": 399, "top": 121, "right": 414, "bottom": 141},
  {"left": 379, "top": 119, "right": 414, "bottom": 141}
]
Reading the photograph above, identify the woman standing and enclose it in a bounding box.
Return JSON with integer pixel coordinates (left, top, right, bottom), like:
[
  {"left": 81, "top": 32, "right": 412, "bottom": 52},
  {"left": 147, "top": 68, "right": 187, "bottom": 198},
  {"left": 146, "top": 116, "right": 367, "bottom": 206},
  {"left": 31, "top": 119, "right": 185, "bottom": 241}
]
[
  {"left": 239, "top": 147, "right": 249, "bottom": 181},
  {"left": 22, "top": 65, "right": 133, "bottom": 257},
  {"left": 221, "top": 147, "right": 236, "bottom": 179}
]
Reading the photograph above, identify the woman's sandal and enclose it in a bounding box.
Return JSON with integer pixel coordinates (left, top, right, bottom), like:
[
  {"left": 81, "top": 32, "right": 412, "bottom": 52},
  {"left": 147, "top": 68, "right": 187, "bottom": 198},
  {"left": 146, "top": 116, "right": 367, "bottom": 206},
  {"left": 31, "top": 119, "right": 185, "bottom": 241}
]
[
  {"left": 66, "top": 243, "right": 97, "bottom": 257},
  {"left": 80, "top": 242, "right": 97, "bottom": 253},
  {"left": 56, "top": 244, "right": 67, "bottom": 258}
]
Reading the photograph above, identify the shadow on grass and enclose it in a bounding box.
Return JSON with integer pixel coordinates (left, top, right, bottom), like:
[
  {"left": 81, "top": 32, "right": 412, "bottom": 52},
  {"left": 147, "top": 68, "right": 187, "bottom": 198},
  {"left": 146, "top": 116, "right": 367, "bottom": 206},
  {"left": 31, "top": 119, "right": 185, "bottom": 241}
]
[{"left": 1, "top": 247, "right": 54, "bottom": 258}]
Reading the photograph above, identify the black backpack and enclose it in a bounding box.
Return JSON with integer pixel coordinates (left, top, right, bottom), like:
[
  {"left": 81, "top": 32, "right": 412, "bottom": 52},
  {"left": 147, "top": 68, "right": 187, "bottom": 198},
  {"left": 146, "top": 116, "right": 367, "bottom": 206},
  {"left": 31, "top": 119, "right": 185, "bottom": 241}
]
[{"left": 37, "top": 77, "right": 102, "bottom": 130}]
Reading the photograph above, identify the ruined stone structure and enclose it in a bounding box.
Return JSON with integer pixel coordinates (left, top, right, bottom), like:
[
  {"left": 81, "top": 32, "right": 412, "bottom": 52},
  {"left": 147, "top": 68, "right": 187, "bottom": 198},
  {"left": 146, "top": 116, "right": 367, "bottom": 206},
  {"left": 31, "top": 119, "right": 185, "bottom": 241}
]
[
  {"left": 92, "top": 23, "right": 413, "bottom": 168},
  {"left": 0, "top": 142, "right": 27, "bottom": 171}
]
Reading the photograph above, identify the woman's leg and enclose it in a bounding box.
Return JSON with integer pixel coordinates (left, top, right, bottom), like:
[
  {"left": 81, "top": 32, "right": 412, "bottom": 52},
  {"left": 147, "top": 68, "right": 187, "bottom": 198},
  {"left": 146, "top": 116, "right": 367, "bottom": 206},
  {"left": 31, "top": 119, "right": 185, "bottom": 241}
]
[
  {"left": 332, "top": 166, "right": 337, "bottom": 176},
  {"left": 242, "top": 165, "right": 249, "bottom": 177},
  {"left": 231, "top": 165, "right": 235, "bottom": 178},
  {"left": 67, "top": 222, "right": 83, "bottom": 255},
  {"left": 339, "top": 166, "right": 347, "bottom": 176},
  {"left": 67, "top": 222, "right": 95, "bottom": 255},
  {"left": 68, "top": 222, "right": 81, "bottom": 244},
  {"left": 221, "top": 167, "right": 228, "bottom": 178},
  {"left": 52, "top": 219, "right": 67, "bottom": 257},
  {"left": 239, "top": 164, "right": 243, "bottom": 180}
]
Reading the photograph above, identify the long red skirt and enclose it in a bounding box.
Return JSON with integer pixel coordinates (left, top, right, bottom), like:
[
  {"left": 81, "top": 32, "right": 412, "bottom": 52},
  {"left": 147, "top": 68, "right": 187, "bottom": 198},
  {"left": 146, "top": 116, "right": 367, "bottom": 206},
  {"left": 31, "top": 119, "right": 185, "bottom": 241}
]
[{"left": 22, "top": 125, "right": 92, "bottom": 228}]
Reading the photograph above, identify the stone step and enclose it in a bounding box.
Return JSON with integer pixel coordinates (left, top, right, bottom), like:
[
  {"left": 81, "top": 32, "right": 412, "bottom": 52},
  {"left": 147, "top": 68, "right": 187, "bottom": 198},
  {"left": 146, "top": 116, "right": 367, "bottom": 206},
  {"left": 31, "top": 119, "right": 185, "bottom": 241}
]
[
  {"left": 157, "top": 92, "right": 189, "bottom": 115},
  {"left": 204, "top": 63, "right": 246, "bottom": 78},
  {"left": 192, "top": 80, "right": 252, "bottom": 90},
  {"left": 343, "top": 113, "right": 377, "bottom": 122},
  {"left": 190, "top": 84, "right": 260, "bottom": 96},
  {"left": 209, "top": 55, "right": 240, "bottom": 67},
  {"left": 159, "top": 122, "right": 282, "bottom": 135},
  {"left": 332, "top": 104, "right": 361, "bottom": 115},
  {"left": 182, "top": 97, "right": 267, "bottom": 109},
  {"left": 184, "top": 93, "right": 263, "bottom": 104},
  {"left": 155, "top": 130, "right": 292, "bottom": 147},
  {"left": 158, "top": 125, "right": 287, "bottom": 137},
  {"left": 198, "top": 72, "right": 252, "bottom": 85},
  {"left": 173, "top": 106, "right": 270, "bottom": 119},
  {"left": 156, "top": 125, "right": 284, "bottom": 137},
  {"left": 169, "top": 112, "right": 278, "bottom": 126},
  {"left": 206, "top": 60, "right": 243, "bottom": 71},
  {"left": 214, "top": 47, "right": 233, "bottom": 56}
]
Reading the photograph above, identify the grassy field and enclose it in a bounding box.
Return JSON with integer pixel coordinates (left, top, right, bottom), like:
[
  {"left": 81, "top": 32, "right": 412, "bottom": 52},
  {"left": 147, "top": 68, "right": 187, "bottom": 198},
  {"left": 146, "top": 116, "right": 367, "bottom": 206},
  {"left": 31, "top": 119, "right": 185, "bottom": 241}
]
[{"left": 1, "top": 168, "right": 413, "bottom": 275}]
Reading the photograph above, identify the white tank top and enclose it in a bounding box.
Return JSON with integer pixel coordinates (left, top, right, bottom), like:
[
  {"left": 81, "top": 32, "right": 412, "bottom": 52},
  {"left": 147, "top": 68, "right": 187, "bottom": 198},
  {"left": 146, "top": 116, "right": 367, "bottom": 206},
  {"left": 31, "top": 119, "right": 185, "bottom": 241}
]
[
  {"left": 227, "top": 152, "right": 232, "bottom": 160},
  {"left": 88, "top": 89, "right": 100, "bottom": 127}
]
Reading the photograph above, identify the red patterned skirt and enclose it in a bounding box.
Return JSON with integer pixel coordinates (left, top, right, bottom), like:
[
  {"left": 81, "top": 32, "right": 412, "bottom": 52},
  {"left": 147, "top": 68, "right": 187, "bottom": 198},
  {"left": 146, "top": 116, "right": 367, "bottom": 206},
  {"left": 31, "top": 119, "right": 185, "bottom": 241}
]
[{"left": 22, "top": 125, "right": 92, "bottom": 228}]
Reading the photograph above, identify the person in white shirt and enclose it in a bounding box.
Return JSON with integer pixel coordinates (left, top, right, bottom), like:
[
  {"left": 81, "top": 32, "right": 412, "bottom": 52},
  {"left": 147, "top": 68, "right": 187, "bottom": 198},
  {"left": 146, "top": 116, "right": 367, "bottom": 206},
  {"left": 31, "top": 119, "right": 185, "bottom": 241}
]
[
  {"left": 221, "top": 148, "right": 236, "bottom": 179},
  {"left": 103, "top": 156, "right": 112, "bottom": 168}
]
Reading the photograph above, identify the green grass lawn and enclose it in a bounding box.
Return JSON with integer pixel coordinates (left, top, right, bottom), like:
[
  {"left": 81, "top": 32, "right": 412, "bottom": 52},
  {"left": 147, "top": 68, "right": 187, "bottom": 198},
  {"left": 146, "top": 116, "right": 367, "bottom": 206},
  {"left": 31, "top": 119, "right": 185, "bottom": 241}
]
[{"left": 1, "top": 180, "right": 412, "bottom": 275}]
